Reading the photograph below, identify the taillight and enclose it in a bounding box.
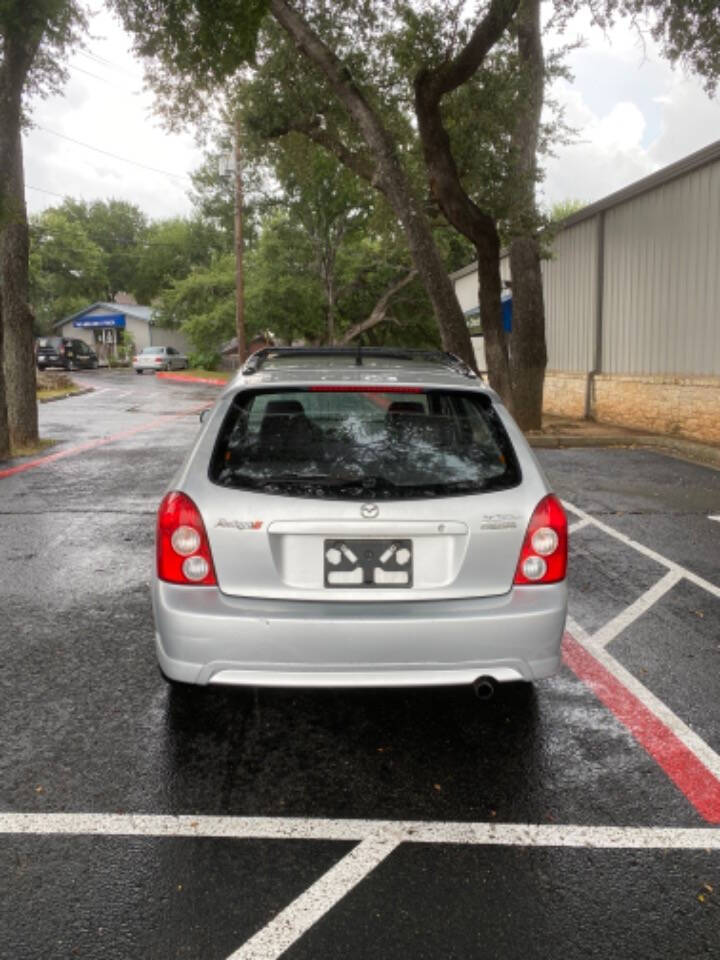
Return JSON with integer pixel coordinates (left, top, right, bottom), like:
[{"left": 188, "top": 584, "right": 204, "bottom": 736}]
[
  {"left": 514, "top": 494, "right": 567, "bottom": 585},
  {"left": 155, "top": 356, "right": 163, "bottom": 363},
  {"left": 133, "top": 356, "right": 138, "bottom": 363},
  {"left": 157, "top": 491, "right": 217, "bottom": 585}
]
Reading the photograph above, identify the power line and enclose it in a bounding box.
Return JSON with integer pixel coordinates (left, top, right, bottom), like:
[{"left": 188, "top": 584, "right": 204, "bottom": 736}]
[
  {"left": 76, "top": 49, "right": 142, "bottom": 79},
  {"left": 69, "top": 63, "right": 128, "bottom": 87},
  {"left": 34, "top": 125, "right": 191, "bottom": 183},
  {"left": 27, "top": 184, "right": 67, "bottom": 199}
]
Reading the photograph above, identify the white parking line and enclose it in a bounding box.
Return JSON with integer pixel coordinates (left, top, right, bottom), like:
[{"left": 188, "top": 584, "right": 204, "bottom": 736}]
[
  {"left": 2, "top": 811, "right": 719, "bottom": 848},
  {"left": 567, "top": 616, "right": 720, "bottom": 784},
  {"left": 590, "top": 569, "right": 683, "bottom": 648},
  {"left": 563, "top": 500, "right": 720, "bottom": 599},
  {"left": 227, "top": 831, "right": 400, "bottom": 960},
  {"left": 710, "top": 515, "right": 720, "bottom": 524},
  {"left": 568, "top": 517, "right": 592, "bottom": 534}
]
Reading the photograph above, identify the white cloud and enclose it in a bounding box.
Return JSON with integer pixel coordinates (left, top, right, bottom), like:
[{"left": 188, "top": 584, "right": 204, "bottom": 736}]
[
  {"left": 540, "top": 10, "right": 720, "bottom": 210},
  {"left": 24, "top": 4, "right": 204, "bottom": 221}
]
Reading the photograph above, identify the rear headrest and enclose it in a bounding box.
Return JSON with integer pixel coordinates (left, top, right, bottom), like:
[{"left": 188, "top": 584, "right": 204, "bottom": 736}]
[
  {"left": 264, "top": 399, "right": 305, "bottom": 416},
  {"left": 386, "top": 401, "right": 425, "bottom": 415}
]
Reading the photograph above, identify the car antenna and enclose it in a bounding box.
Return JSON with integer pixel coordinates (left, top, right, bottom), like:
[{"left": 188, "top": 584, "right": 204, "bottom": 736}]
[{"left": 355, "top": 342, "right": 363, "bottom": 366}]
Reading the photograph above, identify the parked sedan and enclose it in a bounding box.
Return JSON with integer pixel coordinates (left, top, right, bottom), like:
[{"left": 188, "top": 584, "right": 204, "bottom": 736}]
[
  {"left": 133, "top": 346, "right": 188, "bottom": 374},
  {"left": 153, "top": 347, "right": 568, "bottom": 697}
]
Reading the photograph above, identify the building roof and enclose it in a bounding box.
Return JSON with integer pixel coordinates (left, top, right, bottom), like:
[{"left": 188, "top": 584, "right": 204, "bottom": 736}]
[
  {"left": 55, "top": 302, "right": 155, "bottom": 329},
  {"left": 450, "top": 137, "right": 720, "bottom": 281}
]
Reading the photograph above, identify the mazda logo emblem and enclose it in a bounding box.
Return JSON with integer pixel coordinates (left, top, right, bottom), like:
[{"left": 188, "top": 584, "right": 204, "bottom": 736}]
[{"left": 361, "top": 503, "right": 379, "bottom": 519}]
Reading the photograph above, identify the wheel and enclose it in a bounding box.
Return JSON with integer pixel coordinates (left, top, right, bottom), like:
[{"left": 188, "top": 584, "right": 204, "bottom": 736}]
[
  {"left": 90, "top": 359, "right": 98, "bottom": 370},
  {"left": 135, "top": 369, "right": 143, "bottom": 375},
  {"left": 38, "top": 365, "right": 46, "bottom": 371}
]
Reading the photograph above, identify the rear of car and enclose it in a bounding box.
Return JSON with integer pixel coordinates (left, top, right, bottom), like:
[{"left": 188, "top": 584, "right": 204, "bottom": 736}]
[
  {"left": 133, "top": 346, "right": 187, "bottom": 373},
  {"left": 153, "top": 350, "right": 567, "bottom": 691}
]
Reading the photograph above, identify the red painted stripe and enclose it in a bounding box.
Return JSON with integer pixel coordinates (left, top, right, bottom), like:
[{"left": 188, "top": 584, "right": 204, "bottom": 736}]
[
  {"left": 157, "top": 373, "right": 227, "bottom": 386},
  {"left": 563, "top": 631, "right": 720, "bottom": 823},
  {"left": 0, "top": 410, "right": 202, "bottom": 480}
]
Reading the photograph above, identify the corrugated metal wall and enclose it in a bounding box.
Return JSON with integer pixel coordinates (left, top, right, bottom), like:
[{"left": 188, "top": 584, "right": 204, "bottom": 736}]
[
  {"left": 541, "top": 218, "right": 597, "bottom": 372},
  {"left": 454, "top": 155, "right": 720, "bottom": 379},
  {"left": 602, "top": 161, "right": 720, "bottom": 375}
]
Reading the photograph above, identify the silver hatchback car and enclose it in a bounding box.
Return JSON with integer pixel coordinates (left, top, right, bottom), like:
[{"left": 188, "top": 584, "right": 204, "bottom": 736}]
[{"left": 153, "top": 348, "right": 567, "bottom": 694}]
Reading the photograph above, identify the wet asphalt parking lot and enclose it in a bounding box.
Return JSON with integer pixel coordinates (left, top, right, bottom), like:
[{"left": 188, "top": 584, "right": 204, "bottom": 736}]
[{"left": 1, "top": 369, "right": 719, "bottom": 959}]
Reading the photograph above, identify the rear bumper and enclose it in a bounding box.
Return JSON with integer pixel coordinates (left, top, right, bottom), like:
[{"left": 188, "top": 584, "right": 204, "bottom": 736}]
[{"left": 153, "top": 581, "right": 567, "bottom": 688}]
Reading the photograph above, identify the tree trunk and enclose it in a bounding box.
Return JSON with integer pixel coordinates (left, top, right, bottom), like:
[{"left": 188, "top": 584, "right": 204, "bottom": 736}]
[
  {"left": 268, "top": 0, "right": 477, "bottom": 371},
  {"left": 413, "top": 0, "right": 520, "bottom": 405},
  {"left": 0, "top": 302, "right": 10, "bottom": 459},
  {"left": 0, "top": 95, "right": 38, "bottom": 449},
  {"left": 508, "top": 236, "right": 545, "bottom": 427},
  {"left": 475, "top": 232, "right": 512, "bottom": 403},
  {"left": 506, "top": 0, "right": 546, "bottom": 430}
]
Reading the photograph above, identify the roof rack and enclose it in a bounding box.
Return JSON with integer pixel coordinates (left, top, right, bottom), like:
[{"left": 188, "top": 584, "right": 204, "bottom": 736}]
[{"left": 242, "top": 346, "right": 477, "bottom": 378}]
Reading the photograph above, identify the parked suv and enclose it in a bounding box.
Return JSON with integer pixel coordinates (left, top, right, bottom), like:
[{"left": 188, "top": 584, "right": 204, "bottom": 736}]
[
  {"left": 153, "top": 348, "right": 568, "bottom": 695},
  {"left": 36, "top": 336, "right": 98, "bottom": 371}
]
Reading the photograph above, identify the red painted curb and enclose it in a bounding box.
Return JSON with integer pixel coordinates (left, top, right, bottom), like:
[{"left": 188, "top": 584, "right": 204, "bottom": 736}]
[
  {"left": 563, "top": 631, "right": 720, "bottom": 823},
  {"left": 0, "top": 407, "right": 205, "bottom": 480},
  {"left": 157, "top": 373, "right": 227, "bottom": 386}
]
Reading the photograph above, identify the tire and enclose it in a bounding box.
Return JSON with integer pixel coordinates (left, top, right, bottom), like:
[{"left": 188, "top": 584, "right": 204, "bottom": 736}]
[
  {"left": 90, "top": 359, "right": 98, "bottom": 370},
  {"left": 136, "top": 369, "right": 143, "bottom": 375},
  {"left": 38, "top": 365, "right": 46, "bottom": 371}
]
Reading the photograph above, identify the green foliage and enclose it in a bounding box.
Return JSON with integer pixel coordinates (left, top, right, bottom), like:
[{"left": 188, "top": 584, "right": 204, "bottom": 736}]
[
  {"left": 0, "top": 0, "right": 87, "bottom": 104},
  {"left": 156, "top": 252, "right": 237, "bottom": 354},
  {"left": 548, "top": 197, "right": 587, "bottom": 222},
  {"left": 133, "top": 216, "right": 225, "bottom": 303},
  {"left": 54, "top": 198, "right": 148, "bottom": 300},
  {"left": 29, "top": 208, "right": 107, "bottom": 331},
  {"left": 188, "top": 350, "right": 222, "bottom": 370}
]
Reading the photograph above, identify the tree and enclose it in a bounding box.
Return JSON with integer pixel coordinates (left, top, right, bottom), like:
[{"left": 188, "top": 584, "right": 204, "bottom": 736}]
[
  {"left": 132, "top": 216, "right": 225, "bottom": 304},
  {"left": 29, "top": 208, "right": 108, "bottom": 330},
  {"left": 548, "top": 198, "right": 587, "bottom": 223},
  {"left": 59, "top": 198, "right": 148, "bottom": 301},
  {"left": 157, "top": 252, "right": 237, "bottom": 362},
  {"left": 113, "top": 0, "right": 495, "bottom": 371},
  {"left": 0, "top": 0, "right": 85, "bottom": 454}
]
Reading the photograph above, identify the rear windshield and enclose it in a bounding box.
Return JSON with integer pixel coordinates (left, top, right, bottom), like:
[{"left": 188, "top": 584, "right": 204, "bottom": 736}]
[
  {"left": 210, "top": 388, "right": 521, "bottom": 499},
  {"left": 37, "top": 337, "right": 62, "bottom": 348},
  {"left": 141, "top": 347, "right": 164, "bottom": 354}
]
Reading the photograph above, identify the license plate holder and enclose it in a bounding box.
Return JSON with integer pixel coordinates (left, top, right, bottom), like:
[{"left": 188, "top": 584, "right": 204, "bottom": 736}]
[{"left": 324, "top": 538, "right": 413, "bottom": 588}]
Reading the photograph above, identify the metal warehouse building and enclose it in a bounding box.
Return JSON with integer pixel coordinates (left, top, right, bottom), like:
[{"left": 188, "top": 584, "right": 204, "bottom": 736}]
[{"left": 452, "top": 139, "right": 720, "bottom": 445}]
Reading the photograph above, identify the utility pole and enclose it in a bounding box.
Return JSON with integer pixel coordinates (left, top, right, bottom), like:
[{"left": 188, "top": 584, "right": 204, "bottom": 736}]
[{"left": 234, "top": 112, "right": 246, "bottom": 367}]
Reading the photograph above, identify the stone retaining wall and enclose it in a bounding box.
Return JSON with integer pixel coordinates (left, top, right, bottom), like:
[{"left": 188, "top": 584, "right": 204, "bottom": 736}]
[{"left": 542, "top": 371, "right": 720, "bottom": 445}]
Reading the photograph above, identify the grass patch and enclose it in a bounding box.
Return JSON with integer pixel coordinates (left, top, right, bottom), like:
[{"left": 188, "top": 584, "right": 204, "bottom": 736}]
[
  {"left": 182, "top": 368, "right": 231, "bottom": 381},
  {"left": 37, "top": 387, "right": 87, "bottom": 402},
  {"left": 10, "top": 437, "right": 57, "bottom": 458},
  {"left": 36, "top": 371, "right": 87, "bottom": 403}
]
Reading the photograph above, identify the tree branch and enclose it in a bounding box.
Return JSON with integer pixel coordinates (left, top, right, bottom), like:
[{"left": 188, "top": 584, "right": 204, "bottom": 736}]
[
  {"left": 339, "top": 268, "right": 417, "bottom": 344},
  {"left": 419, "top": 0, "right": 520, "bottom": 101}
]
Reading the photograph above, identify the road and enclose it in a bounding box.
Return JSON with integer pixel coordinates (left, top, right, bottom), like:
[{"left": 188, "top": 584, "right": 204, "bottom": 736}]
[{"left": 1, "top": 369, "right": 719, "bottom": 959}]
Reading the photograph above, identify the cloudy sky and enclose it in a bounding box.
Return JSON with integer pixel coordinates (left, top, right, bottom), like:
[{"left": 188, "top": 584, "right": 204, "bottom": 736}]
[{"left": 23, "top": 2, "right": 720, "bottom": 222}]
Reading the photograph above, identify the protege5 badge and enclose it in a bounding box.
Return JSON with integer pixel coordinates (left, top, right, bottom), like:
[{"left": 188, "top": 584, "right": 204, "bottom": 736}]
[{"left": 215, "top": 519, "right": 263, "bottom": 531}]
